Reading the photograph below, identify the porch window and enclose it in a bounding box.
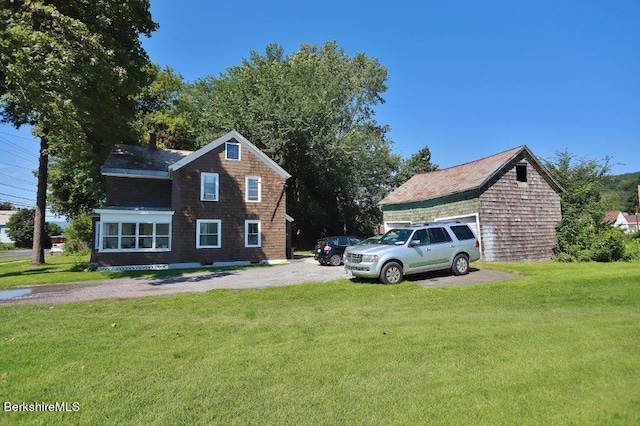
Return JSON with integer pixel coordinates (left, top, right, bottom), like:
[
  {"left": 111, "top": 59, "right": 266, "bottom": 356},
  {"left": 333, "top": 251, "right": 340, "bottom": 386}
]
[
  {"left": 197, "top": 219, "right": 222, "bottom": 248},
  {"left": 99, "top": 222, "right": 172, "bottom": 252}
]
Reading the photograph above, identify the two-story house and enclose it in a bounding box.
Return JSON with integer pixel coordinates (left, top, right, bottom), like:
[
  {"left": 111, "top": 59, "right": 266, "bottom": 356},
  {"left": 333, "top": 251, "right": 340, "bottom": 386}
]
[{"left": 91, "top": 130, "right": 291, "bottom": 270}]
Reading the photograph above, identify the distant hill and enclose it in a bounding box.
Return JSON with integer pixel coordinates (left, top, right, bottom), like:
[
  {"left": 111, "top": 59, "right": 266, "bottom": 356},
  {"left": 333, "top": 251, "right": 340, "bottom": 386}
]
[{"left": 603, "top": 172, "right": 640, "bottom": 213}]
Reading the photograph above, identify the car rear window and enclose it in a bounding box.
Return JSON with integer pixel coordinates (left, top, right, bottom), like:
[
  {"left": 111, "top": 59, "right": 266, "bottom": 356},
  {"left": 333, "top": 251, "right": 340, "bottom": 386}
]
[{"left": 450, "top": 225, "right": 476, "bottom": 240}]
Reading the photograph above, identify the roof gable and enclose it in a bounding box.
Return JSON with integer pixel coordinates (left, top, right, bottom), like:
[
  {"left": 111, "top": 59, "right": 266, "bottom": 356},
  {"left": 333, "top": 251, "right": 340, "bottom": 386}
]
[
  {"left": 380, "top": 145, "right": 563, "bottom": 206},
  {"left": 169, "top": 130, "right": 291, "bottom": 178}
]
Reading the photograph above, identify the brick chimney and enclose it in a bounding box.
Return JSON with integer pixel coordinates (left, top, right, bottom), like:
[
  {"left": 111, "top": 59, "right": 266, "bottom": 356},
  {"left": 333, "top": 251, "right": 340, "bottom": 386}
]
[{"left": 149, "top": 132, "right": 157, "bottom": 151}]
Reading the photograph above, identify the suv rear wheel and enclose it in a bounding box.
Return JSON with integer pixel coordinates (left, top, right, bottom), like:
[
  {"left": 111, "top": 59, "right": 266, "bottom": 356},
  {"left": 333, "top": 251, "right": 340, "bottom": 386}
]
[
  {"left": 329, "top": 254, "right": 342, "bottom": 266},
  {"left": 380, "top": 261, "right": 404, "bottom": 284},
  {"left": 451, "top": 254, "right": 470, "bottom": 276}
]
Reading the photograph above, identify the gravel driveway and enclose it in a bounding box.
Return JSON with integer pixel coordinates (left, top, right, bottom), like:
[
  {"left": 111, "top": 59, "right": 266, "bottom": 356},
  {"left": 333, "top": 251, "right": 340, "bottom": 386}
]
[{"left": 0, "top": 257, "right": 520, "bottom": 306}]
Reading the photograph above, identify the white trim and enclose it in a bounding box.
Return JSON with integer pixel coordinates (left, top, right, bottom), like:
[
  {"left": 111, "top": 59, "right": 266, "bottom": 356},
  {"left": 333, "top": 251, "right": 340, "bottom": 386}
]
[
  {"left": 225, "top": 142, "right": 241, "bottom": 161},
  {"left": 200, "top": 172, "right": 219, "bottom": 201},
  {"left": 96, "top": 259, "right": 290, "bottom": 272},
  {"left": 245, "top": 220, "right": 261, "bottom": 248},
  {"left": 245, "top": 176, "right": 261, "bottom": 202},
  {"left": 101, "top": 171, "right": 171, "bottom": 180},
  {"left": 435, "top": 212, "right": 482, "bottom": 253},
  {"left": 383, "top": 221, "right": 412, "bottom": 233},
  {"left": 97, "top": 220, "right": 172, "bottom": 253},
  {"left": 196, "top": 219, "right": 222, "bottom": 249},
  {"left": 169, "top": 130, "right": 291, "bottom": 179}
]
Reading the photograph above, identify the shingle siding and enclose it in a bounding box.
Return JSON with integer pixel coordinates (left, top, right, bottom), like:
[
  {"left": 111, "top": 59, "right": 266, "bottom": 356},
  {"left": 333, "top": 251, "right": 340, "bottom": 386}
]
[
  {"left": 383, "top": 197, "right": 479, "bottom": 225},
  {"left": 380, "top": 147, "right": 562, "bottom": 262},
  {"left": 92, "top": 132, "right": 289, "bottom": 267},
  {"left": 479, "top": 158, "right": 561, "bottom": 261}
]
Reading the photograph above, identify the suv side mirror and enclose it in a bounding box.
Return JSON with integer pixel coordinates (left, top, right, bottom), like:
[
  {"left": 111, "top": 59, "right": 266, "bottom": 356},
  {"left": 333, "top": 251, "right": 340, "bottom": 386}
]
[{"left": 409, "top": 240, "right": 421, "bottom": 247}]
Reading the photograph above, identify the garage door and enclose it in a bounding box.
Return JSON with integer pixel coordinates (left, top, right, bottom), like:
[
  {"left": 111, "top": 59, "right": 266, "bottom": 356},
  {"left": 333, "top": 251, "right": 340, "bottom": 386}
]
[{"left": 435, "top": 213, "right": 481, "bottom": 253}]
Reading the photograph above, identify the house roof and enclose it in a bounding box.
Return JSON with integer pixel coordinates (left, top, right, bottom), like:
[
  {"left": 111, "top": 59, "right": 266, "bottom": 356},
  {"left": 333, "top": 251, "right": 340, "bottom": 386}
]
[
  {"left": 102, "top": 130, "right": 291, "bottom": 179},
  {"left": 380, "top": 145, "right": 563, "bottom": 206},
  {"left": 604, "top": 210, "right": 621, "bottom": 223},
  {"left": 169, "top": 130, "right": 291, "bottom": 179},
  {"left": 102, "top": 145, "right": 191, "bottom": 178}
]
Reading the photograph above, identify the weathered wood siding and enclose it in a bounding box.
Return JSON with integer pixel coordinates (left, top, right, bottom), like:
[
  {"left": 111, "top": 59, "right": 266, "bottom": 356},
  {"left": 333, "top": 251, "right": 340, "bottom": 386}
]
[
  {"left": 382, "top": 197, "right": 479, "bottom": 225},
  {"left": 479, "top": 157, "right": 561, "bottom": 261}
]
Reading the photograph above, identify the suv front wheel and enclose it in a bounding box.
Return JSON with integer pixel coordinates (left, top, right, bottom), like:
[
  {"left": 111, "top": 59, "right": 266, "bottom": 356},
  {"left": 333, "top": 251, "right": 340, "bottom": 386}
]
[
  {"left": 380, "top": 261, "right": 404, "bottom": 284},
  {"left": 451, "top": 254, "right": 470, "bottom": 276}
]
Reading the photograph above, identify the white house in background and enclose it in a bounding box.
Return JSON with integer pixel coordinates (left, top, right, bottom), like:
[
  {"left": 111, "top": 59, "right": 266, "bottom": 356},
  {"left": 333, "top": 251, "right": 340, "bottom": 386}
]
[
  {"left": 0, "top": 210, "right": 18, "bottom": 244},
  {"left": 605, "top": 210, "right": 639, "bottom": 234}
]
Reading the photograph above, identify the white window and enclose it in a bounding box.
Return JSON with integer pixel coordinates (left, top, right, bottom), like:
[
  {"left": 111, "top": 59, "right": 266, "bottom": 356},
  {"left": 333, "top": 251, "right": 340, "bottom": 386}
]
[
  {"left": 245, "top": 220, "right": 261, "bottom": 247},
  {"left": 197, "top": 219, "right": 221, "bottom": 249},
  {"left": 94, "top": 209, "right": 174, "bottom": 252},
  {"left": 246, "top": 176, "right": 261, "bottom": 202},
  {"left": 225, "top": 142, "right": 240, "bottom": 161},
  {"left": 99, "top": 222, "right": 172, "bottom": 252},
  {"left": 201, "top": 173, "right": 219, "bottom": 201}
]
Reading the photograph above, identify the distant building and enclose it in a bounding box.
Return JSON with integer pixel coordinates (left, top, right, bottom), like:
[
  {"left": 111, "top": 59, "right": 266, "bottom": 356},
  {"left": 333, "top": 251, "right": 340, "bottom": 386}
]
[
  {"left": 0, "top": 210, "right": 18, "bottom": 244},
  {"left": 380, "top": 146, "right": 564, "bottom": 262},
  {"left": 604, "top": 211, "right": 639, "bottom": 234}
]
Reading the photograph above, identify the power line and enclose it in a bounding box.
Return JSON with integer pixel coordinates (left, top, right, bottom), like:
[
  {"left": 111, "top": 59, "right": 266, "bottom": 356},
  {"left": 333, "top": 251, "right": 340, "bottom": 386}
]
[
  {"left": 0, "top": 136, "right": 39, "bottom": 159},
  {"left": 0, "top": 161, "right": 35, "bottom": 171},
  {"left": 0, "top": 130, "right": 39, "bottom": 142},
  {"left": 0, "top": 146, "right": 38, "bottom": 164},
  {"left": 0, "top": 172, "right": 36, "bottom": 185},
  {"left": 0, "top": 182, "right": 36, "bottom": 193},
  {"left": 0, "top": 192, "right": 34, "bottom": 202}
]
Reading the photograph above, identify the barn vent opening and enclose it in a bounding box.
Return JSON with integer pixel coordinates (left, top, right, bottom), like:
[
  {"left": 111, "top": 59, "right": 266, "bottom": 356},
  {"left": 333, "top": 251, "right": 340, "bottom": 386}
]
[{"left": 516, "top": 164, "right": 528, "bottom": 183}]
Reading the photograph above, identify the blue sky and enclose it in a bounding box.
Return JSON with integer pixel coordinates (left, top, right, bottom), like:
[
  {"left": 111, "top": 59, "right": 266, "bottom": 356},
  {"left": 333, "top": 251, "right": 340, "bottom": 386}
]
[{"left": 1, "top": 0, "right": 639, "bottom": 214}]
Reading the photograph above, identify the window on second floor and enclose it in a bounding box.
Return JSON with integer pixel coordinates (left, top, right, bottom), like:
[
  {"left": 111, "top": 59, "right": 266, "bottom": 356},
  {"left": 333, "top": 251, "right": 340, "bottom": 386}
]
[
  {"left": 225, "top": 142, "right": 240, "bottom": 160},
  {"left": 246, "top": 176, "right": 261, "bottom": 202},
  {"left": 201, "top": 173, "right": 219, "bottom": 201}
]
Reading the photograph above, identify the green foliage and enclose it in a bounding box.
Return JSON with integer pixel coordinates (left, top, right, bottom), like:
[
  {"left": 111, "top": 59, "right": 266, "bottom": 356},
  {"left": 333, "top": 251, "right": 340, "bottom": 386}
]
[
  {"left": 178, "top": 42, "right": 400, "bottom": 244},
  {"left": 0, "top": 201, "right": 13, "bottom": 210},
  {"left": 0, "top": 262, "right": 639, "bottom": 424},
  {"left": 63, "top": 212, "right": 93, "bottom": 253},
  {"left": 395, "top": 145, "right": 439, "bottom": 186},
  {"left": 544, "top": 150, "right": 628, "bottom": 262},
  {"left": 602, "top": 171, "right": 640, "bottom": 212},
  {"left": 0, "top": 0, "right": 158, "bottom": 219},
  {"left": 5, "top": 208, "right": 59, "bottom": 248}
]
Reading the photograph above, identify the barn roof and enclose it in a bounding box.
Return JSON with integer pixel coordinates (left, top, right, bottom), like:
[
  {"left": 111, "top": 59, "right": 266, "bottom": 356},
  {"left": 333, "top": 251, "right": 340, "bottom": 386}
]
[{"left": 380, "top": 145, "right": 563, "bottom": 206}]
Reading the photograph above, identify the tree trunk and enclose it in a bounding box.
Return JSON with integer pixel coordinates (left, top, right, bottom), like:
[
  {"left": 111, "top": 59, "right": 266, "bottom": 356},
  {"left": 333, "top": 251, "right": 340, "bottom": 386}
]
[{"left": 32, "top": 133, "right": 48, "bottom": 265}]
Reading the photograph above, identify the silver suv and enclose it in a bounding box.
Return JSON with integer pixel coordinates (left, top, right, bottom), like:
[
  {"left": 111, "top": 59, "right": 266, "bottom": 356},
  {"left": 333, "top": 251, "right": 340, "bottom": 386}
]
[{"left": 344, "top": 222, "right": 480, "bottom": 284}]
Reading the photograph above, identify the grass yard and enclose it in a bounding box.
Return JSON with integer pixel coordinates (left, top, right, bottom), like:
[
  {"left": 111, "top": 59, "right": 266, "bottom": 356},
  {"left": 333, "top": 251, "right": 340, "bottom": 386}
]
[
  {"left": 0, "top": 261, "right": 638, "bottom": 425},
  {"left": 0, "top": 254, "right": 246, "bottom": 289}
]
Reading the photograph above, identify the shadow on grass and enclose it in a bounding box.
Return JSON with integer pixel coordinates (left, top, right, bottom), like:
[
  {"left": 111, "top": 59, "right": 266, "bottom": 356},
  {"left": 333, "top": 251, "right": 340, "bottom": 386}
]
[
  {"left": 349, "top": 267, "right": 482, "bottom": 285},
  {"left": 0, "top": 266, "right": 58, "bottom": 279}
]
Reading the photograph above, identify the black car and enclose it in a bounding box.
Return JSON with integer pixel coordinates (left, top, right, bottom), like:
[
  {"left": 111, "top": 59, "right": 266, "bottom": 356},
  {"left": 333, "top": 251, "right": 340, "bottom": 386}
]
[{"left": 314, "top": 235, "right": 363, "bottom": 266}]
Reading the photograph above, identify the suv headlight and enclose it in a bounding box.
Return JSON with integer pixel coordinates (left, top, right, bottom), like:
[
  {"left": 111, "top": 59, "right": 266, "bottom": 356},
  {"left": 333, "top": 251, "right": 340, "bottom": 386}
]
[{"left": 361, "top": 254, "right": 379, "bottom": 263}]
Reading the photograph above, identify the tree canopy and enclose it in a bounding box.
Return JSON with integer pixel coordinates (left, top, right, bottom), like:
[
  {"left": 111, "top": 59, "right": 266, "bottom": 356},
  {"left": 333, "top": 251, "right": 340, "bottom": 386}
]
[
  {"left": 0, "top": 0, "right": 157, "bottom": 262},
  {"left": 544, "top": 150, "right": 624, "bottom": 261},
  {"left": 180, "top": 42, "right": 401, "bottom": 245}
]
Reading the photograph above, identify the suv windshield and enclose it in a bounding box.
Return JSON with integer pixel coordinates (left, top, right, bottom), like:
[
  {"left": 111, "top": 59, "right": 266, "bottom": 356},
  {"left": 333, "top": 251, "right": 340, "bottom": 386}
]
[{"left": 379, "top": 229, "right": 414, "bottom": 245}]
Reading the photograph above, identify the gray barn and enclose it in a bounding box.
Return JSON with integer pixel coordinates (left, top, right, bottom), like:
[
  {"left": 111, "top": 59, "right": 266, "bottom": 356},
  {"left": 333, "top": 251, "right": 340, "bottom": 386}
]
[{"left": 380, "top": 146, "right": 563, "bottom": 262}]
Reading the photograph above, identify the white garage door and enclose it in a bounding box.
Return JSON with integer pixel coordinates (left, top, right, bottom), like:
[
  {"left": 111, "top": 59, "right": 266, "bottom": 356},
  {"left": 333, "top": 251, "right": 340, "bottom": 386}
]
[{"left": 435, "top": 213, "right": 481, "bottom": 253}]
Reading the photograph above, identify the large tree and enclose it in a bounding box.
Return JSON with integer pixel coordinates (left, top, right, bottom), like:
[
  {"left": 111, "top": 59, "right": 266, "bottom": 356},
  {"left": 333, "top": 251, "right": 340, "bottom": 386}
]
[
  {"left": 544, "top": 150, "right": 624, "bottom": 261},
  {"left": 0, "top": 1, "right": 157, "bottom": 263},
  {"left": 182, "top": 42, "right": 400, "bottom": 245}
]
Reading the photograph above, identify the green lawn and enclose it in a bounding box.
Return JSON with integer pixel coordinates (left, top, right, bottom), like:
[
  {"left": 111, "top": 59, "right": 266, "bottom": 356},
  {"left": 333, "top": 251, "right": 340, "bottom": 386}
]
[
  {"left": 0, "top": 254, "right": 248, "bottom": 289},
  {"left": 0, "top": 261, "right": 638, "bottom": 425}
]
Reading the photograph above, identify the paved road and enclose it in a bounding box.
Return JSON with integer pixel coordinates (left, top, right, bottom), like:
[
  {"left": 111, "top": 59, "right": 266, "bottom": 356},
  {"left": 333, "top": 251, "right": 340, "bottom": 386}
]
[{"left": 0, "top": 257, "right": 520, "bottom": 306}]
